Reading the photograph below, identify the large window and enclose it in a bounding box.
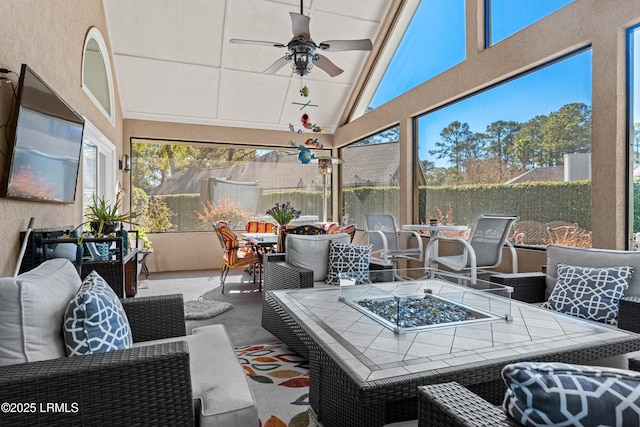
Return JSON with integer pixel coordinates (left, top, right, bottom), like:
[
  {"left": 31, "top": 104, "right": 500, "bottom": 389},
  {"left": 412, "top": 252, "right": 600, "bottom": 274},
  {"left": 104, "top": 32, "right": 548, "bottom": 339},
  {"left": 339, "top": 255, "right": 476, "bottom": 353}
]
[
  {"left": 629, "top": 24, "right": 640, "bottom": 250},
  {"left": 131, "top": 140, "right": 329, "bottom": 232},
  {"left": 487, "top": 0, "right": 574, "bottom": 46},
  {"left": 340, "top": 127, "right": 400, "bottom": 229},
  {"left": 355, "top": 0, "right": 465, "bottom": 116},
  {"left": 417, "top": 49, "right": 592, "bottom": 248},
  {"left": 82, "top": 120, "right": 116, "bottom": 214}
]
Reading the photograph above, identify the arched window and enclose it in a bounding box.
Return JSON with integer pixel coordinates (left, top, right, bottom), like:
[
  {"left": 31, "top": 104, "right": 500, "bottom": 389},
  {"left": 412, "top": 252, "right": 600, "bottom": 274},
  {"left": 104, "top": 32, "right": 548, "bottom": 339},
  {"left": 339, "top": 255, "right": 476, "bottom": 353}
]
[{"left": 82, "top": 27, "right": 114, "bottom": 123}]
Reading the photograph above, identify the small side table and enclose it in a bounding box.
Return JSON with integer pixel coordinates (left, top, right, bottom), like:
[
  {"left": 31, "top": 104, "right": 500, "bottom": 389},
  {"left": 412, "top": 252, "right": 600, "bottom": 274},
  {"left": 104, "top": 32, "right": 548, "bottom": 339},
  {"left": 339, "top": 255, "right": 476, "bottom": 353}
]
[{"left": 138, "top": 248, "right": 153, "bottom": 279}]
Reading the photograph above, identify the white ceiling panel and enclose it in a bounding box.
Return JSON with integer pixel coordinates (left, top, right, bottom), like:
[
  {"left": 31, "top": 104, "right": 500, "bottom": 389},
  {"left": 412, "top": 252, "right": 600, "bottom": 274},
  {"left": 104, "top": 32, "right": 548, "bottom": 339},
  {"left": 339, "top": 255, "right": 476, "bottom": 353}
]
[
  {"left": 102, "top": 0, "right": 392, "bottom": 134},
  {"left": 218, "top": 70, "right": 291, "bottom": 125},
  {"left": 104, "top": 0, "right": 224, "bottom": 66},
  {"left": 115, "top": 56, "right": 219, "bottom": 120},
  {"left": 280, "top": 79, "right": 352, "bottom": 133}
]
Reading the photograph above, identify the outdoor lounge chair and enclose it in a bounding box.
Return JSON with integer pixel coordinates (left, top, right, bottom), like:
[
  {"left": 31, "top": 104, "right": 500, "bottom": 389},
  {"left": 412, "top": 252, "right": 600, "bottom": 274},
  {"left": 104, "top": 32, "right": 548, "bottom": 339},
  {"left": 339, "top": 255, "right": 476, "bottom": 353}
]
[
  {"left": 364, "top": 214, "right": 423, "bottom": 279},
  {"left": 425, "top": 214, "right": 518, "bottom": 283}
]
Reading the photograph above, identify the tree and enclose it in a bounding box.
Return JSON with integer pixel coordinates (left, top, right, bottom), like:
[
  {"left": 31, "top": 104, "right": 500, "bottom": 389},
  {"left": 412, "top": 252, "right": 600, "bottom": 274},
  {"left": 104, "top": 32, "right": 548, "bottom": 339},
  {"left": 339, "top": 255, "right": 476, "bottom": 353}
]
[
  {"left": 514, "top": 115, "right": 546, "bottom": 169},
  {"left": 483, "top": 120, "right": 520, "bottom": 180},
  {"left": 541, "top": 102, "right": 591, "bottom": 165},
  {"left": 429, "top": 121, "right": 476, "bottom": 175}
]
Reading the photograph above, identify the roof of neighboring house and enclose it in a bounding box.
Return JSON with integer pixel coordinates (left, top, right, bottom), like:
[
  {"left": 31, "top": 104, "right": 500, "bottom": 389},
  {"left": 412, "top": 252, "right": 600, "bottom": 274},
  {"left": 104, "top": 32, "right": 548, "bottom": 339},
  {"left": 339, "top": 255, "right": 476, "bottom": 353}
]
[
  {"left": 148, "top": 142, "right": 401, "bottom": 195},
  {"left": 504, "top": 166, "right": 564, "bottom": 184},
  {"left": 342, "top": 142, "right": 400, "bottom": 187}
]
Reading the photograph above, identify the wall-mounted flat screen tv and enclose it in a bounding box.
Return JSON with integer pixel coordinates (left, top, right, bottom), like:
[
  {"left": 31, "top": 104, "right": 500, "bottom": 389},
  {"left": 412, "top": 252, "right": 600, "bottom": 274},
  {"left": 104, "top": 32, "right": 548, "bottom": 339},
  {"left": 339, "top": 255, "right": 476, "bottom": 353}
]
[{"left": 2, "top": 64, "right": 84, "bottom": 203}]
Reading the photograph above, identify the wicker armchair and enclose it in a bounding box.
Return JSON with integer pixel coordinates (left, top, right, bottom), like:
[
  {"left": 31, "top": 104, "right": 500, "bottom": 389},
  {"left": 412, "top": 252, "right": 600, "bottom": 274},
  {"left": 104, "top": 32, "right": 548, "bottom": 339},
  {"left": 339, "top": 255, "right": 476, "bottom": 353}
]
[
  {"left": 418, "top": 357, "right": 640, "bottom": 427},
  {"left": 0, "top": 294, "right": 195, "bottom": 426}
]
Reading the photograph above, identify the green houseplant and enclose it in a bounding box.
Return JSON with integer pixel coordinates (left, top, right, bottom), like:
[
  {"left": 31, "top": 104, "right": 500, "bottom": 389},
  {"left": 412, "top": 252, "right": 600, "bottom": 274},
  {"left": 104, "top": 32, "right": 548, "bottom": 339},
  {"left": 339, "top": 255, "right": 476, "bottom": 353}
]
[{"left": 81, "top": 193, "right": 137, "bottom": 237}]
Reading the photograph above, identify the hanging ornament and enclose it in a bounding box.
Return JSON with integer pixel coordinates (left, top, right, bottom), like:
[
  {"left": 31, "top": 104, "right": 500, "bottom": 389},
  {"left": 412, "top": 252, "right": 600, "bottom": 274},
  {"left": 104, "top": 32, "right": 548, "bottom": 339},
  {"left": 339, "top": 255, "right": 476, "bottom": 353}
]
[
  {"left": 300, "top": 85, "right": 309, "bottom": 97},
  {"left": 304, "top": 138, "right": 323, "bottom": 149},
  {"left": 290, "top": 140, "right": 315, "bottom": 164}
]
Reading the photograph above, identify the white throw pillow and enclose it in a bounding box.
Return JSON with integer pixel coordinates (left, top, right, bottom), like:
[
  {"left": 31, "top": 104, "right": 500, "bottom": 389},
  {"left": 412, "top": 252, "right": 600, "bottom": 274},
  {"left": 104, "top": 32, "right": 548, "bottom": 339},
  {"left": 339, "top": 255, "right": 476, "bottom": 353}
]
[{"left": 0, "top": 259, "right": 81, "bottom": 366}]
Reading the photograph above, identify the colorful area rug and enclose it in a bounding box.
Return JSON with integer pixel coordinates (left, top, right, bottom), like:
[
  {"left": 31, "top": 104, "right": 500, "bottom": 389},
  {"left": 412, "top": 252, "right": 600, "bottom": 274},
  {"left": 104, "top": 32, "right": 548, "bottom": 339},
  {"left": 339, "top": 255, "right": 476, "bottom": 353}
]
[{"left": 235, "top": 343, "right": 312, "bottom": 427}]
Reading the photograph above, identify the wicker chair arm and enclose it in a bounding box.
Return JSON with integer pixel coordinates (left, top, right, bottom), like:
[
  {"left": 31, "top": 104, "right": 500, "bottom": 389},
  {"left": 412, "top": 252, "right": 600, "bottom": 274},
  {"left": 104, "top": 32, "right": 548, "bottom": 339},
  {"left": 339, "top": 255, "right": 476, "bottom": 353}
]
[
  {"left": 618, "top": 296, "right": 640, "bottom": 334},
  {"left": 0, "top": 341, "right": 194, "bottom": 426},
  {"left": 490, "top": 272, "right": 547, "bottom": 303},
  {"left": 418, "top": 382, "right": 516, "bottom": 427},
  {"left": 121, "top": 294, "right": 186, "bottom": 342},
  {"left": 264, "top": 254, "right": 314, "bottom": 291}
]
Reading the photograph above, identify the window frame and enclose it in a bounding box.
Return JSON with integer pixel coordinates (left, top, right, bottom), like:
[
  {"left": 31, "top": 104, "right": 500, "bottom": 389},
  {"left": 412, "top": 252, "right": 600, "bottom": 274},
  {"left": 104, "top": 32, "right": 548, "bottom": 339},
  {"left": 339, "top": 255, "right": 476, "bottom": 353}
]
[
  {"left": 82, "top": 27, "right": 115, "bottom": 125},
  {"left": 82, "top": 119, "right": 116, "bottom": 214}
]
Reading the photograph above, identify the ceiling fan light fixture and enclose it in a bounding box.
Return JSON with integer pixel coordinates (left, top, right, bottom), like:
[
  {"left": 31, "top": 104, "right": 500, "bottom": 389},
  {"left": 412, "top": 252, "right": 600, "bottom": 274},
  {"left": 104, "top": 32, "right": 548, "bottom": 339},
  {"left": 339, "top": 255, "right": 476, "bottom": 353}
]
[{"left": 289, "top": 43, "right": 316, "bottom": 76}]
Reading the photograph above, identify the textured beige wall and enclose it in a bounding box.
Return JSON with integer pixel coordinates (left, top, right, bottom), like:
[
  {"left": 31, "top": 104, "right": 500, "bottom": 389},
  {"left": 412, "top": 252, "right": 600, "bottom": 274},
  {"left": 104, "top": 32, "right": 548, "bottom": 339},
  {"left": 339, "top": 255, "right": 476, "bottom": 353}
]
[{"left": 0, "top": 0, "right": 124, "bottom": 276}]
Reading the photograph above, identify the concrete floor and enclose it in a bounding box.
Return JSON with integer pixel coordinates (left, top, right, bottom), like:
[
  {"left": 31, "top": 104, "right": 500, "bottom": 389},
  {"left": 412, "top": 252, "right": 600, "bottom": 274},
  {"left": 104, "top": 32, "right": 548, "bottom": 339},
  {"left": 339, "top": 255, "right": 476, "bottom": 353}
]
[{"left": 136, "top": 268, "right": 277, "bottom": 346}]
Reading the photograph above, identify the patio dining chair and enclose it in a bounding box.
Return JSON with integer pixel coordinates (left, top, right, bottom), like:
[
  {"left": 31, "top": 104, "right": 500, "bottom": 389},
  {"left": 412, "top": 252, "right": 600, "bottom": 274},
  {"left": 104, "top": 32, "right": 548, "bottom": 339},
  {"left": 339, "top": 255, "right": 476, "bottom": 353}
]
[
  {"left": 425, "top": 214, "right": 518, "bottom": 284},
  {"left": 213, "top": 220, "right": 260, "bottom": 293},
  {"left": 277, "top": 224, "right": 326, "bottom": 253},
  {"left": 364, "top": 214, "right": 423, "bottom": 279},
  {"left": 245, "top": 220, "right": 275, "bottom": 233}
]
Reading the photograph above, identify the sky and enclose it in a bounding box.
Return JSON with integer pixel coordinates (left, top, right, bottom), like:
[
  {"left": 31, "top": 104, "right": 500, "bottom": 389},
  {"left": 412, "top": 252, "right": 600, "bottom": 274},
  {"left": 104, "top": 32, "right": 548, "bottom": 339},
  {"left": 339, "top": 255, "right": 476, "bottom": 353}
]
[{"left": 367, "top": 0, "right": 592, "bottom": 167}]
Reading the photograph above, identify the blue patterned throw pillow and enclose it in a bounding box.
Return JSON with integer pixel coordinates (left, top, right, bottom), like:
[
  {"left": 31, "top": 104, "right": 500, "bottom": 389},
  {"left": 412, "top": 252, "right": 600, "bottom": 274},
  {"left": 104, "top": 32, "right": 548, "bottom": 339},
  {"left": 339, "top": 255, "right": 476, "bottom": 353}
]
[
  {"left": 503, "top": 362, "right": 640, "bottom": 427},
  {"left": 326, "top": 240, "right": 372, "bottom": 286},
  {"left": 542, "top": 264, "right": 632, "bottom": 324},
  {"left": 63, "top": 271, "right": 132, "bottom": 356}
]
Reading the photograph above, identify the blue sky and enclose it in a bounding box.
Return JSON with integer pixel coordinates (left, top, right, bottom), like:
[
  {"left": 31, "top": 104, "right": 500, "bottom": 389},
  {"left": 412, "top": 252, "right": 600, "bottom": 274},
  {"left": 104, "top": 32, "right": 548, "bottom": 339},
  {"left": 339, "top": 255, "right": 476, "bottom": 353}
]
[{"left": 369, "top": 0, "right": 589, "bottom": 167}]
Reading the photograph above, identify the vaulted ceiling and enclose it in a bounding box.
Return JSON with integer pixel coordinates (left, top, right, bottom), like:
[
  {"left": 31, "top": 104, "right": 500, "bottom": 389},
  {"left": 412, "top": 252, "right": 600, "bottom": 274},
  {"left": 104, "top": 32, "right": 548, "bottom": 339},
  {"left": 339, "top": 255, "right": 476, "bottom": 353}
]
[{"left": 102, "top": 0, "right": 395, "bottom": 134}]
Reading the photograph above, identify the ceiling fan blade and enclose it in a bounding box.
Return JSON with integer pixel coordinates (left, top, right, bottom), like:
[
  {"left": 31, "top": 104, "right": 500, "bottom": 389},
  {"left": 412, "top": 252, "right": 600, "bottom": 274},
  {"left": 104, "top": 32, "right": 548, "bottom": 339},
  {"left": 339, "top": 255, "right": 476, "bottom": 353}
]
[
  {"left": 263, "top": 56, "right": 291, "bottom": 74},
  {"left": 314, "top": 55, "right": 343, "bottom": 77},
  {"left": 318, "top": 39, "right": 373, "bottom": 52},
  {"left": 230, "top": 38, "right": 286, "bottom": 48},
  {"left": 290, "top": 12, "right": 311, "bottom": 39}
]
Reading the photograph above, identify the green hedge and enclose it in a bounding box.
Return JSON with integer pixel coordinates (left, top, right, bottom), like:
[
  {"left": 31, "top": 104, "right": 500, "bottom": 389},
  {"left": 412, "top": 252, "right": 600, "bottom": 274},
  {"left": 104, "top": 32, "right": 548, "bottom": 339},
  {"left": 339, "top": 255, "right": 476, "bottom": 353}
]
[
  {"left": 152, "top": 179, "right": 593, "bottom": 232},
  {"left": 419, "top": 180, "right": 592, "bottom": 229}
]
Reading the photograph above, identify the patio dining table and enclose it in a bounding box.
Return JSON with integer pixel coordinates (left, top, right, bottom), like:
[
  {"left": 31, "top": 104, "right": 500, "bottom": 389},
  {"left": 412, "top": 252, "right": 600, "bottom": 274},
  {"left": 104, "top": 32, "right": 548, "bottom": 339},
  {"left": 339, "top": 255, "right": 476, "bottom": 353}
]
[
  {"left": 241, "top": 232, "right": 278, "bottom": 286},
  {"left": 402, "top": 224, "right": 468, "bottom": 269},
  {"left": 266, "top": 274, "right": 640, "bottom": 427}
]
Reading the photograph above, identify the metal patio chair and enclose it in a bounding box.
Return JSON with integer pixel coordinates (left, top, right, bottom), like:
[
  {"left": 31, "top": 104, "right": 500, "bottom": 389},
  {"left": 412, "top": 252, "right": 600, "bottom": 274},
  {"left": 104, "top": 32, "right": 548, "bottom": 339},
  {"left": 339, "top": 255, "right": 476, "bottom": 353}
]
[{"left": 425, "top": 214, "right": 518, "bottom": 284}]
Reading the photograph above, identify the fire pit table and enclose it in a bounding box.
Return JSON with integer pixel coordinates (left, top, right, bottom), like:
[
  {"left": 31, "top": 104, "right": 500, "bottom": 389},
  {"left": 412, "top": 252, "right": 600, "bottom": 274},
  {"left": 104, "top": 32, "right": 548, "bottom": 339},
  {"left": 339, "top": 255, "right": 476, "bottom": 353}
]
[{"left": 266, "top": 269, "right": 640, "bottom": 427}]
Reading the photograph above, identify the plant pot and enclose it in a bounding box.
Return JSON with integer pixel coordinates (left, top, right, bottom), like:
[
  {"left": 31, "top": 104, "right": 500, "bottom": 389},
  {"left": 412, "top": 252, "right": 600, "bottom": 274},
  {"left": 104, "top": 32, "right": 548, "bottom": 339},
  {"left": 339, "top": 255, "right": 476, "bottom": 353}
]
[
  {"left": 90, "top": 221, "right": 120, "bottom": 236},
  {"left": 95, "top": 242, "right": 111, "bottom": 261}
]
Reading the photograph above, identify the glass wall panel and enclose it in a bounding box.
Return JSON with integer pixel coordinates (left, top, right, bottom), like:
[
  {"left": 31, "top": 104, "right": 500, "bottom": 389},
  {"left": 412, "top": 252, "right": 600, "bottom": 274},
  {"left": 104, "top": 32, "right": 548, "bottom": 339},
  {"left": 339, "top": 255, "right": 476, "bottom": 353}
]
[
  {"left": 340, "top": 127, "right": 400, "bottom": 229},
  {"left": 629, "top": 25, "right": 640, "bottom": 250},
  {"left": 417, "top": 49, "right": 592, "bottom": 248},
  {"left": 366, "top": 0, "right": 465, "bottom": 112},
  {"left": 131, "top": 140, "right": 329, "bottom": 232},
  {"left": 487, "top": 0, "right": 573, "bottom": 46}
]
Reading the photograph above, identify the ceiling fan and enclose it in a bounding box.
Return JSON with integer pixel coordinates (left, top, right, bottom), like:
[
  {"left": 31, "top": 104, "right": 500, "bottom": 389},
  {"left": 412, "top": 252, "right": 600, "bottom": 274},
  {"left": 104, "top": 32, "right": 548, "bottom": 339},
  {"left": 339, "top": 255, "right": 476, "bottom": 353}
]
[{"left": 229, "top": 1, "right": 372, "bottom": 77}]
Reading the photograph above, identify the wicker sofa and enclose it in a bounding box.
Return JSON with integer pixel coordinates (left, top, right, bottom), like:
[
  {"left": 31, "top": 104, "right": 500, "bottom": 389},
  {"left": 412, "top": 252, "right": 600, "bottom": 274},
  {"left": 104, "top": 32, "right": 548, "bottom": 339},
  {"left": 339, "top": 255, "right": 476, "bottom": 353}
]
[
  {"left": 490, "top": 244, "right": 640, "bottom": 333},
  {"left": 0, "top": 259, "right": 257, "bottom": 426}
]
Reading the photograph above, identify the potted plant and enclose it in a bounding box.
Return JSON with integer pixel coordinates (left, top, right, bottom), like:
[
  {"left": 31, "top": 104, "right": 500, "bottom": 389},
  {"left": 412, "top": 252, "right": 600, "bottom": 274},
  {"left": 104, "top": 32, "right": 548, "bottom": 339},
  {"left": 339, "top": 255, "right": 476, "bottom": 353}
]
[
  {"left": 81, "top": 193, "right": 137, "bottom": 237},
  {"left": 266, "top": 201, "right": 301, "bottom": 227}
]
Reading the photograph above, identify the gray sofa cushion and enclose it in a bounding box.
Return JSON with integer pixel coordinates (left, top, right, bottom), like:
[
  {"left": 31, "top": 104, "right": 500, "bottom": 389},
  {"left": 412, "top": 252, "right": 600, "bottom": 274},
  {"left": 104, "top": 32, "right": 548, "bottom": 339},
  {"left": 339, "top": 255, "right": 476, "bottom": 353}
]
[
  {"left": 545, "top": 244, "right": 640, "bottom": 298},
  {"left": 0, "top": 259, "right": 82, "bottom": 366},
  {"left": 285, "top": 233, "right": 350, "bottom": 281},
  {"left": 503, "top": 362, "right": 640, "bottom": 427},
  {"left": 133, "top": 324, "right": 258, "bottom": 427}
]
